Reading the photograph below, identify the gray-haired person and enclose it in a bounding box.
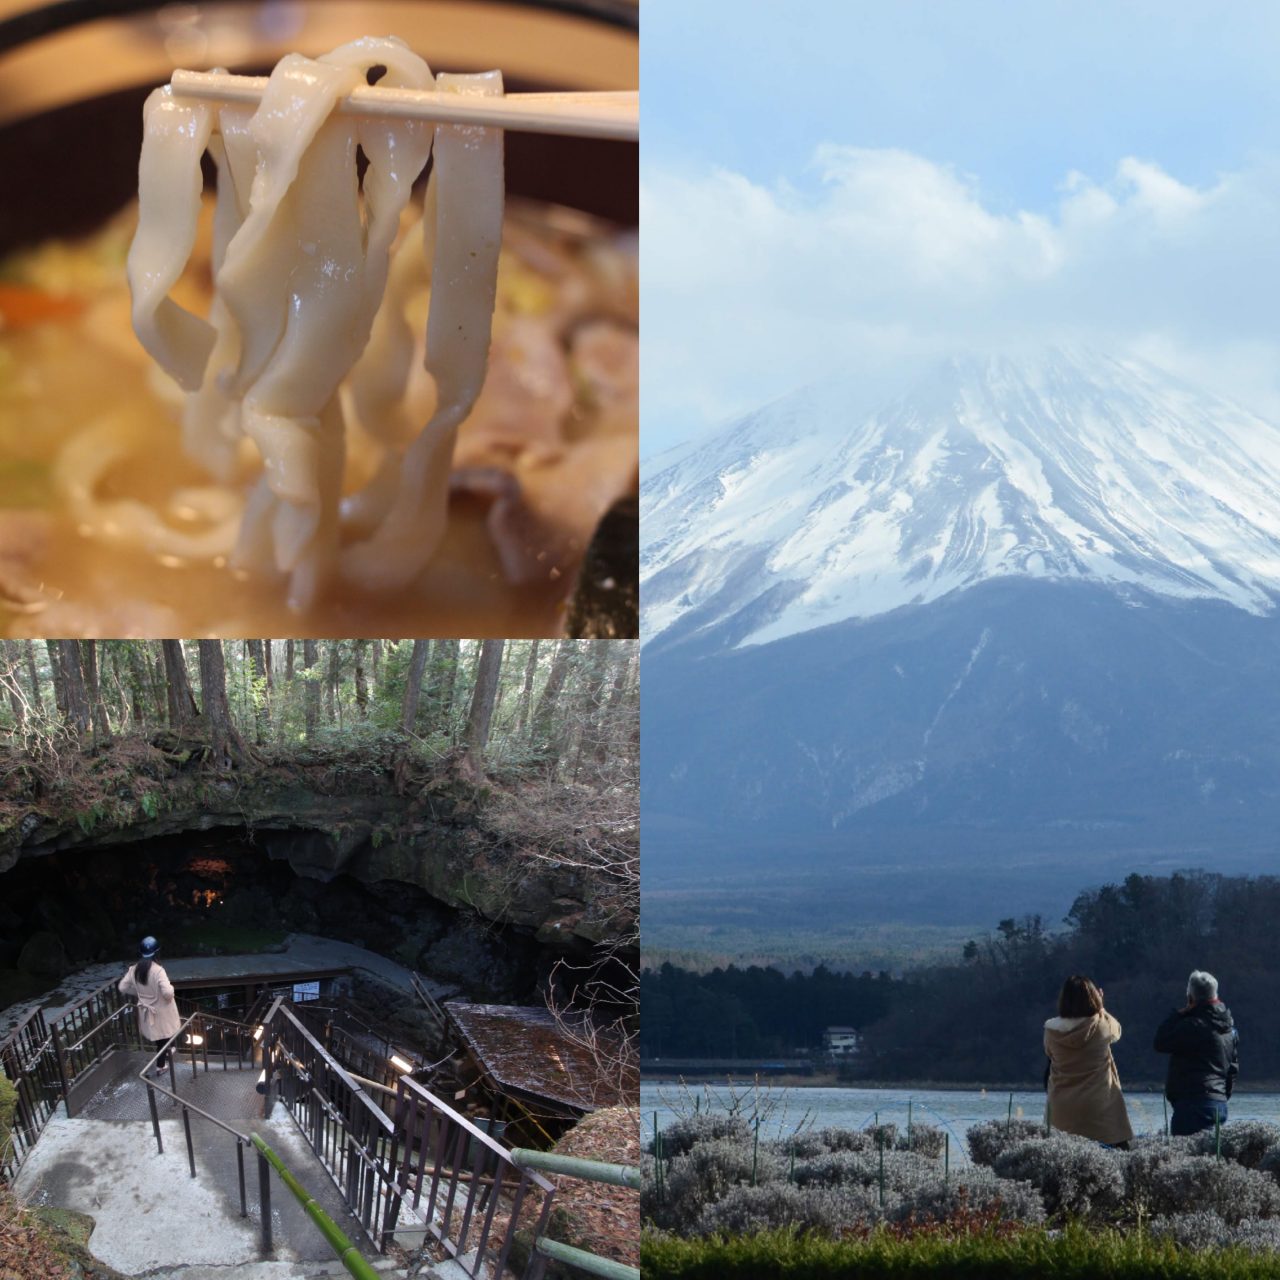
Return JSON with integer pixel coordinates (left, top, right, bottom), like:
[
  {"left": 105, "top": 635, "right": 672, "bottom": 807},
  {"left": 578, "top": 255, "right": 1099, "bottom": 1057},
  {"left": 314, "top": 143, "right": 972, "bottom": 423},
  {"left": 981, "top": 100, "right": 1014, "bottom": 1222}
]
[{"left": 1153, "top": 970, "right": 1239, "bottom": 1136}]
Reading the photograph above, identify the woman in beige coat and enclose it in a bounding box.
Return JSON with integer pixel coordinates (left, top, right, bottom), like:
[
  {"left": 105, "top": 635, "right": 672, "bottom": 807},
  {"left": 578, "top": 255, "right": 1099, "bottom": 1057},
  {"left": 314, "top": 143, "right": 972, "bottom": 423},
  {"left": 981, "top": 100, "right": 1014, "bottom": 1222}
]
[
  {"left": 1043, "top": 974, "right": 1134, "bottom": 1148},
  {"left": 119, "top": 936, "right": 181, "bottom": 1073}
]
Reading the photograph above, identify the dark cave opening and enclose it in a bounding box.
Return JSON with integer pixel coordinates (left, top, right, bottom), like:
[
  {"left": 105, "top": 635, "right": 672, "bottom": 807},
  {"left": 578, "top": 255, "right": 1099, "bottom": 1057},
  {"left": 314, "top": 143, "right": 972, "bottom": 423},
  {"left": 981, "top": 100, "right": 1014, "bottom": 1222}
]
[{"left": 0, "top": 826, "right": 556, "bottom": 1006}]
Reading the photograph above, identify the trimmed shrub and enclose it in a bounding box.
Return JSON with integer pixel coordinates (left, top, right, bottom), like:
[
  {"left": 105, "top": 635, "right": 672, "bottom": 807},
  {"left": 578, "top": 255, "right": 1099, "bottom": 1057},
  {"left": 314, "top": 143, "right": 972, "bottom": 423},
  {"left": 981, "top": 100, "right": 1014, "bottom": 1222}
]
[
  {"left": 896, "top": 1122, "right": 946, "bottom": 1158},
  {"left": 655, "top": 1114, "right": 751, "bottom": 1159},
  {"left": 1192, "top": 1121, "right": 1280, "bottom": 1169},
  {"left": 992, "top": 1134, "right": 1126, "bottom": 1219},
  {"left": 864, "top": 1122, "right": 898, "bottom": 1150},
  {"left": 779, "top": 1127, "right": 875, "bottom": 1159},
  {"left": 1256, "top": 1144, "right": 1280, "bottom": 1180},
  {"left": 647, "top": 1138, "right": 784, "bottom": 1234},
  {"left": 696, "top": 1182, "right": 893, "bottom": 1237},
  {"left": 1122, "top": 1135, "right": 1199, "bottom": 1202},
  {"left": 967, "top": 1118, "right": 1048, "bottom": 1167},
  {"left": 1228, "top": 1218, "right": 1280, "bottom": 1253},
  {"left": 793, "top": 1149, "right": 936, "bottom": 1196},
  {"left": 1149, "top": 1210, "right": 1232, "bottom": 1251},
  {"left": 1148, "top": 1154, "right": 1280, "bottom": 1225},
  {"left": 891, "top": 1169, "right": 1046, "bottom": 1226}
]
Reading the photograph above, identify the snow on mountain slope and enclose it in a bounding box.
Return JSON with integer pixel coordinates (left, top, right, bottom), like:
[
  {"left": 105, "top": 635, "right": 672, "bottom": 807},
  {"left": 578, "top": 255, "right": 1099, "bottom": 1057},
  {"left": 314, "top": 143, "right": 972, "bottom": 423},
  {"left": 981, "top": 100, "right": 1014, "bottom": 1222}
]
[{"left": 641, "top": 348, "right": 1280, "bottom": 648}]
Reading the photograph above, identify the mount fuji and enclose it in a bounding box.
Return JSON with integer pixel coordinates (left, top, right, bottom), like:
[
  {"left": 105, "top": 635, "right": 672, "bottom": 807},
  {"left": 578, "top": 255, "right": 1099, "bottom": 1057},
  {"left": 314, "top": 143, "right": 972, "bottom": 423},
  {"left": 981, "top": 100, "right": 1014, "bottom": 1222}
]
[
  {"left": 641, "top": 348, "right": 1280, "bottom": 937},
  {"left": 643, "top": 348, "right": 1280, "bottom": 653}
]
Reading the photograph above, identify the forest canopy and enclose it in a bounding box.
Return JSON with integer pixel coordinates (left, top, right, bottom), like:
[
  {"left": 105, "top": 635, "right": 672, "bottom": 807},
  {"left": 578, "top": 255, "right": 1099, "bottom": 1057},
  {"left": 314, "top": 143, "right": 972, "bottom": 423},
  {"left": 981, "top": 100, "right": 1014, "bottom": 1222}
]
[{"left": 0, "top": 638, "right": 638, "bottom": 787}]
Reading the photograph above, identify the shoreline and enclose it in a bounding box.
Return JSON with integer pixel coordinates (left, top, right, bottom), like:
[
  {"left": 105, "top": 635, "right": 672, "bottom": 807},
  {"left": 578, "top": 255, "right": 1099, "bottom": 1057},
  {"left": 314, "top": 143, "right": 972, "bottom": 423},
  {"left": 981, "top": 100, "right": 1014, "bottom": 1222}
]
[{"left": 643, "top": 1074, "right": 1280, "bottom": 1095}]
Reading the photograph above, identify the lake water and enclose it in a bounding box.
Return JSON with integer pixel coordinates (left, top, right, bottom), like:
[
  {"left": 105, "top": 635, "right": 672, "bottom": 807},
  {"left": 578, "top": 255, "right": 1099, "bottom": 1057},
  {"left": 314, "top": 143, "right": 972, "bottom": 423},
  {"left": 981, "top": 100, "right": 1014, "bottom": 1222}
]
[{"left": 640, "top": 1081, "right": 1280, "bottom": 1164}]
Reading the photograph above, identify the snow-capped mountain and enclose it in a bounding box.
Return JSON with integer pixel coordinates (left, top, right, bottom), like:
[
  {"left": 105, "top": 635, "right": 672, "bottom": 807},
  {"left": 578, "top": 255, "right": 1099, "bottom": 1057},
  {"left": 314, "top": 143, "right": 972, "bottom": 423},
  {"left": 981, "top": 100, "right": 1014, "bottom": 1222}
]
[
  {"left": 642, "top": 347, "right": 1280, "bottom": 933},
  {"left": 642, "top": 348, "right": 1280, "bottom": 650}
]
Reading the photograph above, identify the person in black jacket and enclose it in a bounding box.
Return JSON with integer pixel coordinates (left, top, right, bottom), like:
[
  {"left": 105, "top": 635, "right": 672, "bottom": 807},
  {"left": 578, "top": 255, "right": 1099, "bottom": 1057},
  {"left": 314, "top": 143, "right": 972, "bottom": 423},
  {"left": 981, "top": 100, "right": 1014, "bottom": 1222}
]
[{"left": 1153, "top": 969, "right": 1239, "bottom": 1136}]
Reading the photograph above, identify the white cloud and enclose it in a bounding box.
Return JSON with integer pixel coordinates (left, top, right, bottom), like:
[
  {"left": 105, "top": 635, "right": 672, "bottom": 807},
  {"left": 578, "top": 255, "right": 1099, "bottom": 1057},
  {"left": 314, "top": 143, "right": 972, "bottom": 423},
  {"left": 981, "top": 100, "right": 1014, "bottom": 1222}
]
[{"left": 642, "top": 146, "right": 1280, "bottom": 455}]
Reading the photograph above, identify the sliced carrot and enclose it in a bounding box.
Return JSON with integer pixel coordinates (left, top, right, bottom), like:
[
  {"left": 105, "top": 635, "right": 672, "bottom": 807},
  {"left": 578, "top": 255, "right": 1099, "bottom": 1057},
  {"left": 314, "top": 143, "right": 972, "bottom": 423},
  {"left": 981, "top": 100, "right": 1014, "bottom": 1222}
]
[{"left": 0, "top": 284, "right": 85, "bottom": 328}]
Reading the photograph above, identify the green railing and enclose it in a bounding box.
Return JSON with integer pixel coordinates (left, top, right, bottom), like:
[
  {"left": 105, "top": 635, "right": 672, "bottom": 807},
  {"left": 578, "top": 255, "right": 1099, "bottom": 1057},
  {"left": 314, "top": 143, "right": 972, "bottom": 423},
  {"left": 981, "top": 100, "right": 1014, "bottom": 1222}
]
[
  {"left": 251, "top": 1134, "right": 380, "bottom": 1280},
  {"left": 141, "top": 1000, "right": 383, "bottom": 1276},
  {"left": 510, "top": 1147, "right": 640, "bottom": 1280}
]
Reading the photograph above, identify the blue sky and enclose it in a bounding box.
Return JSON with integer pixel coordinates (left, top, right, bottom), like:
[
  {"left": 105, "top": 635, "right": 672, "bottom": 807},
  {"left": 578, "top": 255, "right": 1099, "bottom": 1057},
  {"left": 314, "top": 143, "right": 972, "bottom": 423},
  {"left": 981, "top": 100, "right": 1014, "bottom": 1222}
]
[{"left": 642, "top": 1, "right": 1280, "bottom": 456}]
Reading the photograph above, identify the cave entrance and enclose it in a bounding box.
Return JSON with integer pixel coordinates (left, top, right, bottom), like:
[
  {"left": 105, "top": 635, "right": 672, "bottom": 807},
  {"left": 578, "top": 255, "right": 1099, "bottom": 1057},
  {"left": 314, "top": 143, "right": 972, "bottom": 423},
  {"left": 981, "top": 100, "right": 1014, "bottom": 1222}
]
[
  {"left": 2, "top": 827, "right": 301, "bottom": 974},
  {"left": 2, "top": 826, "right": 626, "bottom": 1150},
  {"left": 0, "top": 825, "right": 548, "bottom": 1010}
]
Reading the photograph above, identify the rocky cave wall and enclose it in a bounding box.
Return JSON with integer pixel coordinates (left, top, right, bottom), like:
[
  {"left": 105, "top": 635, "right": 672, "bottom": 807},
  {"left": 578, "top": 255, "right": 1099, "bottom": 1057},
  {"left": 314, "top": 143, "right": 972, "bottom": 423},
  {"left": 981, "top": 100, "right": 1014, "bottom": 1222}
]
[{"left": 0, "top": 750, "right": 636, "bottom": 1007}]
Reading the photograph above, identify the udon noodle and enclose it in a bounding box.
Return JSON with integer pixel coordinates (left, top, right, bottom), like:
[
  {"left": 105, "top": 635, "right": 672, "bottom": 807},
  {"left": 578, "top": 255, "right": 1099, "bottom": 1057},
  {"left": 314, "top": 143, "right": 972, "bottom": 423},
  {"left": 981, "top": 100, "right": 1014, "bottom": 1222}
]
[{"left": 0, "top": 37, "right": 636, "bottom": 636}]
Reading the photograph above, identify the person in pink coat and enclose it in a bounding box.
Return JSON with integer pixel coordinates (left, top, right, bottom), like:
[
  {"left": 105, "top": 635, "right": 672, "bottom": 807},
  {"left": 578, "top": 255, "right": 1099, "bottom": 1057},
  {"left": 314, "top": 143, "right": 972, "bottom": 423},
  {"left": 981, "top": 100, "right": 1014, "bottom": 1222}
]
[{"left": 118, "top": 936, "right": 181, "bottom": 1073}]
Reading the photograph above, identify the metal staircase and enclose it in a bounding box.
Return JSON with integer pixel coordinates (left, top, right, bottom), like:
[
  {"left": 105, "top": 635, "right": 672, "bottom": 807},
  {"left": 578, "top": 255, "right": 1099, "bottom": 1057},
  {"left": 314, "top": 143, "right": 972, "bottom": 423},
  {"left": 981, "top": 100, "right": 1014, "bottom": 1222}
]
[{"left": 4, "top": 980, "right": 558, "bottom": 1279}]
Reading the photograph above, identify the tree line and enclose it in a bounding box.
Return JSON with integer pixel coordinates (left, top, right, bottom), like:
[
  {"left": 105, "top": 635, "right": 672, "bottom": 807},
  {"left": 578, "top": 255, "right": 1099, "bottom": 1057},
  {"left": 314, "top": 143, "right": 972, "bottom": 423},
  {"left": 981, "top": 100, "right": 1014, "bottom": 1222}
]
[
  {"left": 0, "top": 639, "right": 637, "bottom": 783},
  {"left": 858, "top": 870, "right": 1280, "bottom": 1085},
  {"left": 644, "top": 871, "right": 1280, "bottom": 1084},
  {"left": 640, "top": 963, "right": 896, "bottom": 1059}
]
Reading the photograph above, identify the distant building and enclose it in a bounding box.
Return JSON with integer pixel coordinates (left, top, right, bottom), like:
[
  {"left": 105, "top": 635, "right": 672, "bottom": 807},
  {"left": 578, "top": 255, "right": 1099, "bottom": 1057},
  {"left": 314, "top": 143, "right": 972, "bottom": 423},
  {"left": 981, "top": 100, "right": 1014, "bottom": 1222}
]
[{"left": 823, "top": 1026, "right": 860, "bottom": 1057}]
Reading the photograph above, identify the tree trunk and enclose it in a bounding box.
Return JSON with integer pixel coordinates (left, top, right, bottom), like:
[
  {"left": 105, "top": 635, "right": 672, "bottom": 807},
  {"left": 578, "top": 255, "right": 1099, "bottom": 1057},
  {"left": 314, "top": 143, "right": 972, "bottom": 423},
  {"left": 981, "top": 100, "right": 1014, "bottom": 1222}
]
[
  {"left": 247, "top": 639, "right": 270, "bottom": 745},
  {"left": 325, "top": 641, "right": 340, "bottom": 723},
  {"left": 605, "top": 647, "right": 639, "bottom": 762},
  {"left": 57, "top": 640, "right": 91, "bottom": 738},
  {"left": 23, "top": 640, "right": 41, "bottom": 715},
  {"left": 461, "top": 640, "right": 504, "bottom": 775},
  {"left": 197, "top": 640, "right": 247, "bottom": 766},
  {"left": 572, "top": 641, "right": 611, "bottom": 778},
  {"left": 104, "top": 644, "right": 130, "bottom": 730},
  {"left": 45, "top": 640, "right": 67, "bottom": 720},
  {"left": 80, "top": 641, "right": 112, "bottom": 744},
  {"left": 514, "top": 640, "right": 540, "bottom": 735},
  {"left": 286, "top": 640, "right": 295, "bottom": 682},
  {"left": 3, "top": 641, "right": 24, "bottom": 726},
  {"left": 438, "top": 639, "right": 460, "bottom": 737},
  {"left": 149, "top": 643, "right": 166, "bottom": 725},
  {"left": 371, "top": 639, "right": 383, "bottom": 687},
  {"left": 161, "top": 640, "right": 200, "bottom": 730},
  {"left": 125, "top": 644, "right": 151, "bottom": 727},
  {"left": 401, "top": 640, "right": 429, "bottom": 734},
  {"left": 302, "top": 640, "right": 319, "bottom": 739},
  {"left": 530, "top": 639, "right": 574, "bottom": 755},
  {"left": 354, "top": 640, "right": 369, "bottom": 718},
  {"left": 263, "top": 639, "right": 274, "bottom": 693}
]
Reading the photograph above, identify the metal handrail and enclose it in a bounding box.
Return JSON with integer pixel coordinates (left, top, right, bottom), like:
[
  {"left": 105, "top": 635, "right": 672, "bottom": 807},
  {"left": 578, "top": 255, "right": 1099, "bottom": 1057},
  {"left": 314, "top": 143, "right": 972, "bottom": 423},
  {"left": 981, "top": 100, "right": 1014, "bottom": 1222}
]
[
  {"left": 274, "top": 1004, "right": 392, "bottom": 1132},
  {"left": 139, "top": 1013, "right": 255, "bottom": 1143},
  {"left": 294, "top": 997, "right": 419, "bottom": 1068},
  {"left": 402, "top": 1077, "right": 555, "bottom": 1177},
  {"left": 391, "top": 1074, "right": 557, "bottom": 1278},
  {"left": 0, "top": 1006, "right": 58, "bottom": 1179},
  {"left": 251, "top": 1135, "right": 381, "bottom": 1280},
  {"left": 53, "top": 977, "right": 120, "bottom": 1022},
  {"left": 138, "top": 997, "right": 382, "bottom": 1268},
  {"left": 0, "top": 1005, "right": 47, "bottom": 1056},
  {"left": 510, "top": 1149, "right": 641, "bottom": 1280},
  {"left": 62, "top": 1004, "right": 133, "bottom": 1055},
  {"left": 410, "top": 972, "right": 450, "bottom": 1030},
  {"left": 3, "top": 1032, "right": 52, "bottom": 1074}
]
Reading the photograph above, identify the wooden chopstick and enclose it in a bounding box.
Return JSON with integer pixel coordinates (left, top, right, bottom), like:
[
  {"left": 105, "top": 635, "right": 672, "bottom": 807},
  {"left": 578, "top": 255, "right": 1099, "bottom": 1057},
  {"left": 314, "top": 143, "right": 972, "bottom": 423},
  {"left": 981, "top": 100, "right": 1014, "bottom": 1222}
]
[{"left": 169, "top": 70, "right": 638, "bottom": 142}]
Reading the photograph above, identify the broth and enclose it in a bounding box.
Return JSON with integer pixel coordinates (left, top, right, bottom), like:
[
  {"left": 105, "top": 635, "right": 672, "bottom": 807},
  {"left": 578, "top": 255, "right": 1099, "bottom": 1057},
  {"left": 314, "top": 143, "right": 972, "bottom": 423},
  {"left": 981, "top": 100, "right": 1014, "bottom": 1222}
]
[{"left": 0, "top": 199, "right": 637, "bottom": 637}]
